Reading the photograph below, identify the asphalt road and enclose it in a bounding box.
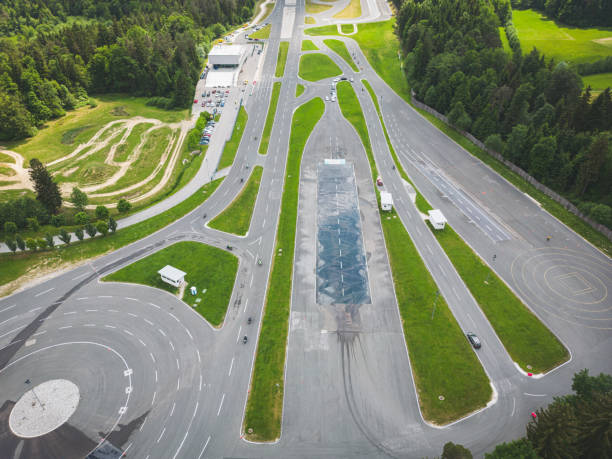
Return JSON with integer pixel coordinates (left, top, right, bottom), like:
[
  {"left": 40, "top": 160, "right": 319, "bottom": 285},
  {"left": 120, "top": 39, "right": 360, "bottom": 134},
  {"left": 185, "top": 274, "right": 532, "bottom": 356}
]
[{"left": 1, "top": 0, "right": 611, "bottom": 458}]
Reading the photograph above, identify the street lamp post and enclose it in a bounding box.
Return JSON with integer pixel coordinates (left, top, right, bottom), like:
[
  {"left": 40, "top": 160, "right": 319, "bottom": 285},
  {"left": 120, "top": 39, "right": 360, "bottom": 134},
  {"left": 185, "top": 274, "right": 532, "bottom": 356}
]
[{"left": 25, "top": 379, "right": 45, "bottom": 411}]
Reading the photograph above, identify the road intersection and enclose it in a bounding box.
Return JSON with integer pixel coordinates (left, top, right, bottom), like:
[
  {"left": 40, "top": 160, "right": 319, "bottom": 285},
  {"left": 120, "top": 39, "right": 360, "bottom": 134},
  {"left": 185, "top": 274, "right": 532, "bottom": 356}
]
[{"left": 1, "top": 0, "right": 611, "bottom": 458}]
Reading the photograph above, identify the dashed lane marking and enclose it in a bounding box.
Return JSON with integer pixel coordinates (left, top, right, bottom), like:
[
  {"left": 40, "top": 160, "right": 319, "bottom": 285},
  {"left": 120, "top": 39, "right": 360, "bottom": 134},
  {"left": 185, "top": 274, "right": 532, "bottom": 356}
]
[{"left": 35, "top": 287, "right": 55, "bottom": 297}]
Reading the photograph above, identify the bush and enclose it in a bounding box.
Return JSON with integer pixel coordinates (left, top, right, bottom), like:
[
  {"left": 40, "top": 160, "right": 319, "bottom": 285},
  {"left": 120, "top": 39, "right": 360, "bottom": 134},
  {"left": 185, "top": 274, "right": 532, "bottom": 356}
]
[
  {"left": 71, "top": 187, "right": 88, "bottom": 211},
  {"left": 3, "top": 221, "right": 17, "bottom": 236},
  {"left": 590, "top": 203, "right": 612, "bottom": 228},
  {"left": 96, "top": 221, "right": 108, "bottom": 236},
  {"left": 6, "top": 239, "right": 17, "bottom": 253},
  {"left": 88, "top": 98, "right": 97, "bottom": 108},
  {"left": 26, "top": 238, "right": 38, "bottom": 251},
  {"left": 108, "top": 216, "right": 117, "bottom": 233},
  {"left": 36, "top": 238, "right": 47, "bottom": 249},
  {"left": 75, "top": 227, "right": 84, "bottom": 241},
  {"left": 15, "top": 234, "right": 25, "bottom": 251},
  {"left": 95, "top": 205, "right": 109, "bottom": 220},
  {"left": 74, "top": 212, "right": 89, "bottom": 225},
  {"left": 50, "top": 214, "right": 66, "bottom": 227},
  {"left": 85, "top": 223, "right": 97, "bottom": 238},
  {"left": 59, "top": 228, "right": 71, "bottom": 245},
  {"left": 146, "top": 97, "right": 174, "bottom": 109},
  {"left": 0, "top": 196, "right": 49, "bottom": 229},
  {"left": 27, "top": 217, "right": 40, "bottom": 232},
  {"left": 117, "top": 199, "right": 132, "bottom": 214},
  {"left": 485, "top": 134, "right": 505, "bottom": 154},
  {"left": 45, "top": 233, "right": 55, "bottom": 248}
]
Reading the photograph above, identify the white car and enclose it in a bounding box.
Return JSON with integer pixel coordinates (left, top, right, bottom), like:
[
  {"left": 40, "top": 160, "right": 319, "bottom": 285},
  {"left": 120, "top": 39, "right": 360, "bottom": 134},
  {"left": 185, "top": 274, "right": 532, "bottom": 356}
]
[
  {"left": 325, "top": 96, "right": 330, "bottom": 101},
  {"left": 331, "top": 96, "right": 336, "bottom": 102},
  {"left": 333, "top": 77, "right": 340, "bottom": 82}
]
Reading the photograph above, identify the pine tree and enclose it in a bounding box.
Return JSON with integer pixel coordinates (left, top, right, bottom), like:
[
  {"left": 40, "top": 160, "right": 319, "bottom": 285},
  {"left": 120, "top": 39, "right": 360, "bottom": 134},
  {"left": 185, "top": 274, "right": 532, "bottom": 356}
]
[{"left": 29, "top": 158, "right": 62, "bottom": 214}]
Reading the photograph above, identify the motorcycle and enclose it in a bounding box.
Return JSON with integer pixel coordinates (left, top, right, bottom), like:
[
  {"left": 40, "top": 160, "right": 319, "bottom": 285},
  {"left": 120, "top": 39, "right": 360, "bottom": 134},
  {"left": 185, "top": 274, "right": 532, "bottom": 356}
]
[{"left": 243, "top": 336, "right": 248, "bottom": 344}]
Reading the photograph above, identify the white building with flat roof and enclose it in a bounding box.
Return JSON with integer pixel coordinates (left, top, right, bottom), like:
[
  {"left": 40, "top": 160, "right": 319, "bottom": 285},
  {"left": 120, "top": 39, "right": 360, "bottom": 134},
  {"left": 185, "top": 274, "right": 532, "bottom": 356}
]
[
  {"left": 208, "top": 45, "right": 246, "bottom": 68},
  {"left": 158, "top": 265, "right": 186, "bottom": 287}
]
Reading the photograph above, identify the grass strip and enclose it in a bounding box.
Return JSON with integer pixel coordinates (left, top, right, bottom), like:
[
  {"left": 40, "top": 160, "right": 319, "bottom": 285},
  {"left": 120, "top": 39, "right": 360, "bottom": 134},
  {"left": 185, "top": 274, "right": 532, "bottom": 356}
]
[
  {"left": 209, "top": 166, "right": 263, "bottom": 236},
  {"left": 362, "top": 80, "right": 431, "bottom": 213},
  {"left": 432, "top": 225, "right": 569, "bottom": 373},
  {"left": 275, "top": 41, "right": 289, "bottom": 78},
  {"left": 250, "top": 24, "right": 271, "bottom": 39},
  {"left": 298, "top": 53, "right": 342, "bottom": 82},
  {"left": 361, "top": 80, "right": 569, "bottom": 372},
  {"left": 337, "top": 80, "right": 492, "bottom": 423},
  {"left": 259, "top": 83, "right": 282, "bottom": 155},
  {"left": 103, "top": 241, "right": 238, "bottom": 326},
  {"left": 340, "top": 23, "right": 354, "bottom": 33},
  {"left": 323, "top": 39, "right": 359, "bottom": 72},
  {"left": 296, "top": 84, "right": 305, "bottom": 97},
  {"left": 0, "top": 179, "right": 223, "bottom": 296},
  {"left": 305, "top": 16, "right": 316, "bottom": 24},
  {"left": 218, "top": 106, "right": 248, "bottom": 170},
  {"left": 244, "top": 97, "right": 325, "bottom": 440},
  {"left": 333, "top": 0, "right": 361, "bottom": 18},
  {"left": 301, "top": 39, "right": 319, "bottom": 51},
  {"left": 305, "top": 0, "right": 332, "bottom": 14}
]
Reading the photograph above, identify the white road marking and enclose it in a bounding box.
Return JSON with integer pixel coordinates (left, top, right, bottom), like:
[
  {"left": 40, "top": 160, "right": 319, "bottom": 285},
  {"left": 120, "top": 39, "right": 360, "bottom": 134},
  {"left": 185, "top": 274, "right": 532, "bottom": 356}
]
[
  {"left": 177, "top": 378, "right": 180, "bottom": 391},
  {"left": 139, "top": 339, "right": 146, "bottom": 346},
  {"left": 98, "top": 295, "right": 112, "bottom": 298},
  {"left": 157, "top": 427, "right": 166, "bottom": 443},
  {"left": 126, "top": 297, "right": 138, "bottom": 301},
  {"left": 63, "top": 311, "right": 76, "bottom": 315},
  {"left": 170, "top": 402, "right": 176, "bottom": 417},
  {"left": 198, "top": 436, "right": 211, "bottom": 459},
  {"left": 85, "top": 309, "right": 98, "bottom": 312},
  {"left": 152, "top": 391, "right": 156, "bottom": 404},
  {"left": 199, "top": 374, "right": 203, "bottom": 391},
  {"left": 155, "top": 370, "right": 158, "bottom": 382},
  {"left": 35, "top": 287, "right": 55, "bottom": 297},
  {"left": 150, "top": 352, "right": 156, "bottom": 363},
  {"left": 33, "top": 330, "right": 46, "bottom": 337},
  {"left": 77, "top": 297, "right": 89, "bottom": 301},
  {"left": 243, "top": 298, "right": 249, "bottom": 313},
  {"left": 217, "top": 393, "right": 225, "bottom": 416},
  {"left": 237, "top": 326, "right": 242, "bottom": 342},
  {"left": 250, "top": 274, "right": 254, "bottom": 288},
  {"left": 228, "top": 357, "right": 235, "bottom": 376},
  {"left": 511, "top": 397, "right": 516, "bottom": 417},
  {"left": 139, "top": 416, "right": 148, "bottom": 432},
  {"left": 59, "top": 325, "right": 72, "bottom": 330},
  {"left": 0, "top": 304, "right": 16, "bottom": 313},
  {"left": 123, "top": 329, "right": 134, "bottom": 336},
  {"left": 185, "top": 328, "right": 193, "bottom": 340},
  {"left": 196, "top": 349, "right": 201, "bottom": 363},
  {"left": 84, "top": 324, "right": 96, "bottom": 327},
  {"left": 524, "top": 393, "right": 547, "bottom": 397},
  {"left": 158, "top": 328, "right": 166, "bottom": 337},
  {"left": 148, "top": 302, "right": 161, "bottom": 309},
  {"left": 105, "top": 325, "right": 116, "bottom": 329},
  {"left": 176, "top": 358, "right": 180, "bottom": 370},
  {"left": 144, "top": 319, "right": 154, "bottom": 326},
  {"left": 72, "top": 273, "right": 89, "bottom": 281},
  {"left": 127, "top": 313, "right": 138, "bottom": 318}
]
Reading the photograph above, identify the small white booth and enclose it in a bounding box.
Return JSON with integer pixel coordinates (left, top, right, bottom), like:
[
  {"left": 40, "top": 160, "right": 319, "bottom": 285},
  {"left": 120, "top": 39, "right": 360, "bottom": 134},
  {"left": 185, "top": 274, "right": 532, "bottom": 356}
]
[
  {"left": 428, "top": 209, "right": 447, "bottom": 230},
  {"left": 381, "top": 192, "right": 394, "bottom": 211},
  {"left": 158, "top": 265, "right": 186, "bottom": 287}
]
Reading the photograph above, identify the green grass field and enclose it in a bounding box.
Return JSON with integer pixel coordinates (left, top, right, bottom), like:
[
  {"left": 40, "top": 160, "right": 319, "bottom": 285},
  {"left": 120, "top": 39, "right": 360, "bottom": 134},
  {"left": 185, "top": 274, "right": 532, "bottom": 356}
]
[
  {"left": 0, "top": 178, "right": 223, "bottom": 297},
  {"left": 244, "top": 97, "right": 325, "bottom": 441},
  {"left": 583, "top": 72, "right": 612, "bottom": 92},
  {"left": 341, "top": 24, "right": 354, "bottom": 34},
  {"left": 298, "top": 53, "right": 342, "bottom": 81},
  {"left": 306, "top": 20, "right": 411, "bottom": 101},
  {"left": 103, "top": 241, "right": 238, "bottom": 326},
  {"left": 513, "top": 9, "right": 612, "bottom": 65},
  {"left": 6, "top": 95, "right": 187, "bottom": 164},
  {"left": 209, "top": 166, "right": 263, "bottom": 235},
  {"left": 333, "top": 0, "right": 361, "bottom": 19},
  {"left": 250, "top": 24, "right": 271, "bottom": 39},
  {"left": 499, "top": 27, "right": 512, "bottom": 53},
  {"left": 324, "top": 39, "right": 359, "bottom": 71},
  {"left": 296, "top": 84, "right": 305, "bottom": 97},
  {"left": 301, "top": 39, "right": 319, "bottom": 51},
  {"left": 337, "top": 80, "right": 492, "bottom": 423},
  {"left": 218, "top": 106, "right": 248, "bottom": 169},
  {"left": 305, "top": 0, "right": 332, "bottom": 14},
  {"left": 432, "top": 225, "right": 569, "bottom": 373},
  {"left": 259, "top": 82, "right": 282, "bottom": 155},
  {"left": 275, "top": 42, "right": 289, "bottom": 78}
]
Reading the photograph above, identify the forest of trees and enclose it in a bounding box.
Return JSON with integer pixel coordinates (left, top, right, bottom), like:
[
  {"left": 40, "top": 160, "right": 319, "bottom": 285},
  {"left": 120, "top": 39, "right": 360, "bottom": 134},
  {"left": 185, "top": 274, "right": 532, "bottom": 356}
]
[
  {"left": 510, "top": 0, "right": 612, "bottom": 27},
  {"left": 0, "top": 0, "right": 256, "bottom": 140},
  {"left": 394, "top": 0, "right": 612, "bottom": 229}
]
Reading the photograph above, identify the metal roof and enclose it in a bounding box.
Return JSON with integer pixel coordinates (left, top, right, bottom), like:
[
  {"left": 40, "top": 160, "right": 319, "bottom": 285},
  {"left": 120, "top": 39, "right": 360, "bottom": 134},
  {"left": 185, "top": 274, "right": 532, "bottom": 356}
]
[{"left": 157, "top": 265, "right": 186, "bottom": 281}]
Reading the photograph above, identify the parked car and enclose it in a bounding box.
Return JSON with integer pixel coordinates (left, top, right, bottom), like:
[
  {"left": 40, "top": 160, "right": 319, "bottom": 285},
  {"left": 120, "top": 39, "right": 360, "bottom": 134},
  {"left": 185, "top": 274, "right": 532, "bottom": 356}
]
[
  {"left": 325, "top": 96, "right": 329, "bottom": 101},
  {"left": 193, "top": 99, "right": 198, "bottom": 104},
  {"left": 466, "top": 332, "right": 481, "bottom": 349},
  {"left": 341, "top": 76, "right": 347, "bottom": 80}
]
